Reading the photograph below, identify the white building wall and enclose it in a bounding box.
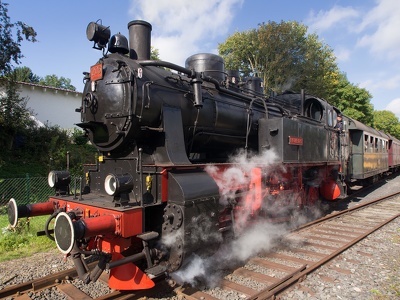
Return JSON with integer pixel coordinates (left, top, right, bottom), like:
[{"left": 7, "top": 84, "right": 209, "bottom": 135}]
[{"left": 16, "top": 82, "right": 82, "bottom": 129}]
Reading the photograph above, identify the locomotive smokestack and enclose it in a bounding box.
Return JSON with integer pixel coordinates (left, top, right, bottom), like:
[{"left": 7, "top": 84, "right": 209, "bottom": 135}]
[{"left": 128, "top": 20, "right": 152, "bottom": 60}]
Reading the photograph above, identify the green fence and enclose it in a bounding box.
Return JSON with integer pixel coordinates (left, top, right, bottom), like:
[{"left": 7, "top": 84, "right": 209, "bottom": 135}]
[{"left": 0, "top": 175, "right": 80, "bottom": 212}]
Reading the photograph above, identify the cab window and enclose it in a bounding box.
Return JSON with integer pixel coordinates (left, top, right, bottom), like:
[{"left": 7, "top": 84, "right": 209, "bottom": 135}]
[{"left": 327, "top": 110, "right": 333, "bottom": 127}]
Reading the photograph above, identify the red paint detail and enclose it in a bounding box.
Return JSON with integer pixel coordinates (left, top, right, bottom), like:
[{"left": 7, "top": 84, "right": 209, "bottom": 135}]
[
  {"left": 109, "top": 253, "right": 155, "bottom": 290},
  {"left": 26, "top": 200, "right": 56, "bottom": 217},
  {"left": 288, "top": 136, "right": 303, "bottom": 145},
  {"left": 245, "top": 168, "right": 262, "bottom": 212},
  {"left": 320, "top": 180, "right": 341, "bottom": 200},
  {"left": 307, "top": 186, "right": 319, "bottom": 205},
  {"left": 90, "top": 63, "right": 103, "bottom": 81},
  {"left": 49, "top": 198, "right": 143, "bottom": 238},
  {"left": 98, "top": 238, "right": 133, "bottom": 253},
  {"left": 82, "top": 215, "right": 117, "bottom": 238},
  {"left": 161, "top": 168, "right": 168, "bottom": 202}
]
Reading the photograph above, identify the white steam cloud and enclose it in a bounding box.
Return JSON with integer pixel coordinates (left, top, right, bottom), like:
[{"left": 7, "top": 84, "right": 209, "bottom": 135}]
[
  {"left": 169, "top": 149, "right": 324, "bottom": 287},
  {"left": 172, "top": 221, "right": 286, "bottom": 288},
  {"left": 171, "top": 149, "right": 288, "bottom": 287}
]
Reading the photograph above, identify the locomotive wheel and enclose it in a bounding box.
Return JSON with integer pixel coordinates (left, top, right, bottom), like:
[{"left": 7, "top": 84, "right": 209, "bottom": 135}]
[
  {"left": 166, "top": 236, "right": 184, "bottom": 272},
  {"left": 162, "top": 204, "right": 184, "bottom": 272},
  {"left": 163, "top": 204, "right": 183, "bottom": 232}
]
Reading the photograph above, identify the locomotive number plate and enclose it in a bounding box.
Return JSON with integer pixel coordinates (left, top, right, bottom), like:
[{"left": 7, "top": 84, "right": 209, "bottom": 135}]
[
  {"left": 90, "top": 63, "right": 103, "bottom": 81},
  {"left": 288, "top": 136, "right": 303, "bottom": 146}
]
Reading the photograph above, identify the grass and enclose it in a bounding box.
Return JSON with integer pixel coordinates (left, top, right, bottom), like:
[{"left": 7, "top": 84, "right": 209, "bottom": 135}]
[{"left": 0, "top": 213, "right": 56, "bottom": 262}]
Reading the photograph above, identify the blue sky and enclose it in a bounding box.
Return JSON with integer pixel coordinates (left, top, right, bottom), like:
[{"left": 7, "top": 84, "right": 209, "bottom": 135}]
[{"left": 9, "top": 0, "right": 400, "bottom": 118}]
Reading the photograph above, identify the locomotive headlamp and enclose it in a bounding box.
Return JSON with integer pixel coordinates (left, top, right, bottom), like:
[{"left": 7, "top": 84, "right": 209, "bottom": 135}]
[
  {"left": 86, "top": 21, "right": 111, "bottom": 50},
  {"left": 48, "top": 171, "right": 71, "bottom": 189},
  {"left": 48, "top": 171, "right": 71, "bottom": 196},
  {"left": 104, "top": 174, "right": 133, "bottom": 196}
]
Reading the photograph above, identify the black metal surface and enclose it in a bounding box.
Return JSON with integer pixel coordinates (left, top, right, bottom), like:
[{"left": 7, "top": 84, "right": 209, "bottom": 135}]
[{"left": 128, "top": 20, "right": 152, "bottom": 60}]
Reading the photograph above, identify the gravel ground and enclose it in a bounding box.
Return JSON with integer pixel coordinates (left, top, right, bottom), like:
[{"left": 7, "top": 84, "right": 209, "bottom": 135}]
[
  {"left": 0, "top": 250, "right": 113, "bottom": 299},
  {"left": 279, "top": 215, "right": 400, "bottom": 299},
  {"left": 0, "top": 176, "right": 399, "bottom": 300},
  {"left": 278, "top": 175, "right": 400, "bottom": 300}
]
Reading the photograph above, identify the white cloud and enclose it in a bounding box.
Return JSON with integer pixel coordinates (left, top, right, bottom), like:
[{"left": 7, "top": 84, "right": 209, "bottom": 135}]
[
  {"left": 334, "top": 46, "right": 351, "bottom": 62},
  {"left": 359, "top": 74, "right": 400, "bottom": 91},
  {"left": 307, "top": 5, "right": 359, "bottom": 33},
  {"left": 356, "top": 0, "right": 400, "bottom": 59},
  {"left": 129, "top": 0, "right": 243, "bottom": 65},
  {"left": 385, "top": 98, "right": 400, "bottom": 117}
]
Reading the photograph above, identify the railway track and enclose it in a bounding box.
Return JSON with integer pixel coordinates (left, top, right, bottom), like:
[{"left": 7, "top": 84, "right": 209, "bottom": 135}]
[
  {"left": 173, "top": 191, "right": 400, "bottom": 300},
  {"left": 1, "top": 191, "right": 399, "bottom": 300}
]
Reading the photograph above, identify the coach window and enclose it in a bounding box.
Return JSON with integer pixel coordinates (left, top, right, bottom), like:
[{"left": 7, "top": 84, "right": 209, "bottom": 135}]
[
  {"left": 364, "top": 135, "right": 369, "bottom": 152},
  {"left": 370, "top": 136, "right": 374, "bottom": 152}
]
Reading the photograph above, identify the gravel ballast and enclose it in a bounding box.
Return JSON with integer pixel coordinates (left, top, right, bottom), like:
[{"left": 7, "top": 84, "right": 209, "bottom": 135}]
[{"left": 0, "top": 176, "right": 399, "bottom": 299}]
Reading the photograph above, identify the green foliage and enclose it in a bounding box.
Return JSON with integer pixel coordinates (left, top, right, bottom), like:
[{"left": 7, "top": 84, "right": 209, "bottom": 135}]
[
  {"left": 328, "top": 73, "right": 374, "bottom": 126},
  {"left": 218, "top": 20, "right": 339, "bottom": 98},
  {"left": 0, "top": 79, "right": 36, "bottom": 152},
  {"left": 373, "top": 110, "right": 400, "bottom": 139},
  {"left": 0, "top": 2, "right": 37, "bottom": 76},
  {"left": 9, "top": 67, "right": 76, "bottom": 91},
  {"left": 38, "top": 74, "right": 76, "bottom": 91},
  {"left": 71, "top": 127, "right": 89, "bottom": 145},
  {"left": 150, "top": 46, "right": 160, "bottom": 60},
  {"left": 219, "top": 29, "right": 259, "bottom": 77},
  {"left": 64, "top": 142, "right": 97, "bottom": 177},
  {"left": 0, "top": 215, "right": 55, "bottom": 261},
  {"left": 0, "top": 125, "right": 96, "bottom": 178},
  {"left": 9, "top": 66, "right": 40, "bottom": 83}
]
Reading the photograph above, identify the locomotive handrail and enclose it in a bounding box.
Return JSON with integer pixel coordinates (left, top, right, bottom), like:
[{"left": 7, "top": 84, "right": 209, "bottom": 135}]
[
  {"left": 202, "top": 75, "right": 293, "bottom": 118},
  {"left": 138, "top": 60, "right": 194, "bottom": 77},
  {"left": 138, "top": 60, "right": 272, "bottom": 114}
]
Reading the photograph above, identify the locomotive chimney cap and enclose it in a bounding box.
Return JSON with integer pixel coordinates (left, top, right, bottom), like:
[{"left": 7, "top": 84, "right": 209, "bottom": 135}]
[{"left": 127, "top": 20, "right": 152, "bottom": 30}]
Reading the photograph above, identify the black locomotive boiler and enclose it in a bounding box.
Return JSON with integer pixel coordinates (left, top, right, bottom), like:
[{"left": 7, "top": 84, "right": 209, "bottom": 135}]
[{"left": 8, "top": 20, "right": 400, "bottom": 290}]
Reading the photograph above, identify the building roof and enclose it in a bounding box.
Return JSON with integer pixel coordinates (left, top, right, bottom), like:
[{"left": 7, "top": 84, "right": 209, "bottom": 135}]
[{"left": 16, "top": 81, "right": 82, "bottom": 96}]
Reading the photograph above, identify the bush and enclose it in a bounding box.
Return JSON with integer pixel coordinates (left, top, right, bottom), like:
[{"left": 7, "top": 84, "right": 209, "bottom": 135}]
[
  {"left": 0, "top": 215, "right": 55, "bottom": 261},
  {"left": 0, "top": 125, "right": 96, "bottom": 178}
]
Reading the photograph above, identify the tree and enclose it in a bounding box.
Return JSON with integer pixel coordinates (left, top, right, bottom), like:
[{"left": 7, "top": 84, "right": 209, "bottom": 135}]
[
  {"left": 0, "top": 2, "right": 37, "bottom": 76},
  {"left": 373, "top": 110, "right": 400, "bottom": 139},
  {"left": 218, "top": 21, "right": 339, "bottom": 99},
  {"left": 0, "top": 2, "right": 37, "bottom": 152},
  {"left": 329, "top": 73, "right": 374, "bottom": 126},
  {"left": 10, "top": 66, "right": 40, "bottom": 83},
  {"left": 38, "top": 74, "right": 76, "bottom": 91},
  {"left": 150, "top": 46, "right": 160, "bottom": 60},
  {"left": 0, "top": 76, "right": 35, "bottom": 150}
]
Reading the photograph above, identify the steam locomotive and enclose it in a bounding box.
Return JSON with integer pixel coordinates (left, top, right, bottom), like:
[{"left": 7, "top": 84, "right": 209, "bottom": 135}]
[{"left": 8, "top": 20, "right": 400, "bottom": 290}]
